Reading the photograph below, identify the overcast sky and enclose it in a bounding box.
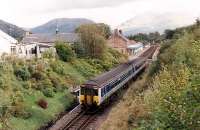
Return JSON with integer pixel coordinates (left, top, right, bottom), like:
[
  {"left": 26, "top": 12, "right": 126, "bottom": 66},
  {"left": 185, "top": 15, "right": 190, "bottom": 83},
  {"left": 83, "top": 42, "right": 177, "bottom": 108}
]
[{"left": 0, "top": 0, "right": 200, "bottom": 28}]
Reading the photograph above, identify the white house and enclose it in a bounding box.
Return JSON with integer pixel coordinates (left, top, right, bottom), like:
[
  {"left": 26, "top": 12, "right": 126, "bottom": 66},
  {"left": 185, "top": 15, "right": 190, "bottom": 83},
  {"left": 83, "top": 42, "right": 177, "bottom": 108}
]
[
  {"left": 17, "top": 42, "right": 56, "bottom": 59},
  {"left": 0, "top": 30, "right": 18, "bottom": 55}
]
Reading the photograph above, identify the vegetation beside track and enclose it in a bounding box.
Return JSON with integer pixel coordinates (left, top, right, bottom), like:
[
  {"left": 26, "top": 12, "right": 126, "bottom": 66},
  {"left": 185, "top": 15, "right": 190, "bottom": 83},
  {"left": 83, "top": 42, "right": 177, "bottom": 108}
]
[{"left": 101, "top": 21, "right": 200, "bottom": 130}]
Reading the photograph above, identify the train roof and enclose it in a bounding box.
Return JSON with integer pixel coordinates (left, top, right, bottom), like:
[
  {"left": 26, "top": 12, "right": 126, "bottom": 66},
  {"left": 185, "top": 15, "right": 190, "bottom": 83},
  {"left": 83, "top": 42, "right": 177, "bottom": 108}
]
[{"left": 84, "top": 58, "right": 144, "bottom": 88}]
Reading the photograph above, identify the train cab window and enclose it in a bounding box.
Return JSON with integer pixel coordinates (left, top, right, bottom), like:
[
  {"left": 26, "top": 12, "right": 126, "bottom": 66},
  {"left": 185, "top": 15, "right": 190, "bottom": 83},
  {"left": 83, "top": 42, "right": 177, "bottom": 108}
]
[
  {"left": 94, "top": 89, "right": 98, "bottom": 96},
  {"left": 81, "top": 87, "right": 98, "bottom": 96}
]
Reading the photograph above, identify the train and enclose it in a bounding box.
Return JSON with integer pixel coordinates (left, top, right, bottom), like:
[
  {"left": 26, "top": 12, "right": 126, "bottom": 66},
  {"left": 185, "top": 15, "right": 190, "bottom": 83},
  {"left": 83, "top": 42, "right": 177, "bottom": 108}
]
[{"left": 79, "top": 46, "right": 157, "bottom": 107}]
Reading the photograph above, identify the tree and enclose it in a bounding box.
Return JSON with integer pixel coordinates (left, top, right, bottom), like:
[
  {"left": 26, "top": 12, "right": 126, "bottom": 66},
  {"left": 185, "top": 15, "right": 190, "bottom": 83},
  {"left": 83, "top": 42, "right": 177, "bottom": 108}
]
[
  {"left": 164, "top": 29, "right": 175, "bottom": 39},
  {"left": 128, "top": 33, "right": 149, "bottom": 42},
  {"left": 96, "top": 23, "right": 111, "bottom": 39},
  {"left": 76, "top": 24, "right": 107, "bottom": 58},
  {"left": 55, "top": 43, "right": 75, "bottom": 62},
  {"left": 196, "top": 18, "right": 200, "bottom": 26}
]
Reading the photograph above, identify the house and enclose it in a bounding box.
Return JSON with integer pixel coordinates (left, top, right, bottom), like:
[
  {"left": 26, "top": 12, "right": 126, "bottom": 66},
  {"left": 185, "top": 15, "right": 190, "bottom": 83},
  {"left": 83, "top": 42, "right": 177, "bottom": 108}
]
[
  {"left": 108, "top": 29, "right": 144, "bottom": 56},
  {"left": 22, "top": 33, "right": 80, "bottom": 45},
  {"left": 17, "top": 43, "right": 55, "bottom": 59},
  {"left": 108, "top": 29, "right": 130, "bottom": 54},
  {"left": 0, "top": 29, "right": 18, "bottom": 56},
  {"left": 20, "top": 32, "right": 79, "bottom": 59}
]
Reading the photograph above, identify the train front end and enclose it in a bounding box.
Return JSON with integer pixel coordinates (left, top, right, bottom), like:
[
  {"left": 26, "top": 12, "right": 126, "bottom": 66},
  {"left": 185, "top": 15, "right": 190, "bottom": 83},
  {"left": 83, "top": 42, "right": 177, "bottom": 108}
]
[{"left": 79, "top": 84, "right": 100, "bottom": 108}]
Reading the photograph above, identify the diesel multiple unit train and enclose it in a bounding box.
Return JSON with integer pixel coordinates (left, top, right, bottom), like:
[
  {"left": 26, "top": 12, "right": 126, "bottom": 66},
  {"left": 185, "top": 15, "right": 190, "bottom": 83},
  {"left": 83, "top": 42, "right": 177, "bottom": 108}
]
[{"left": 79, "top": 46, "right": 157, "bottom": 107}]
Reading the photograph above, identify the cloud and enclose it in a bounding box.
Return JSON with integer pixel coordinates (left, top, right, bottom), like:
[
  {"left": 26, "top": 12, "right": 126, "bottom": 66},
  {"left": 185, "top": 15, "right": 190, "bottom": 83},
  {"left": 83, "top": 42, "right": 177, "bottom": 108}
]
[
  {"left": 56, "top": 0, "right": 135, "bottom": 9},
  {"left": 119, "top": 12, "right": 197, "bottom": 34},
  {"left": 0, "top": 0, "right": 200, "bottom": 29}
]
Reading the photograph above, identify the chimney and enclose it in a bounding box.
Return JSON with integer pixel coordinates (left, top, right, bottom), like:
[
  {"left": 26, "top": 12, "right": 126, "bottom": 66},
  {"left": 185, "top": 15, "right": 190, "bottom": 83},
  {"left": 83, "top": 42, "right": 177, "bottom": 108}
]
[
  {"left": 25, "top": 31, "right": 30, "bottom": 36},
  {"left": 119, "top": 30, "right": 122, "bottom": 34}
]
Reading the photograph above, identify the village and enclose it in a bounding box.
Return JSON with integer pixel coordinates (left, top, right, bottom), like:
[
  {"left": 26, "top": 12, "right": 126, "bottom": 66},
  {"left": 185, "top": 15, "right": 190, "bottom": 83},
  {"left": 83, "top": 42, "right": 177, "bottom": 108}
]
[{"left": 0, "top": 28, "right": 146, "bottom": 60}]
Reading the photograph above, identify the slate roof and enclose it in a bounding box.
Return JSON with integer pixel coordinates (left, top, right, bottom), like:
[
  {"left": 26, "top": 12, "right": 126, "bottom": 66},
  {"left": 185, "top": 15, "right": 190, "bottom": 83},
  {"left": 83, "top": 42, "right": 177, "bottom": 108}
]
[{"left": 22, "top": 33, "right": 80, "bottom": 44}]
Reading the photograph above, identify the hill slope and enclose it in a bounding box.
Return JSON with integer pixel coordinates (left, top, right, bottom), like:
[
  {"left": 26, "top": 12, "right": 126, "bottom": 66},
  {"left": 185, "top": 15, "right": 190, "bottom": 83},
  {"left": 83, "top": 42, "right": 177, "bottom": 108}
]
[
  {"left": 31, "top": 18, "right": 94, "bottom": 34},
  {"left": 0, "top": 19, "right": 25, "bottom": 40}
]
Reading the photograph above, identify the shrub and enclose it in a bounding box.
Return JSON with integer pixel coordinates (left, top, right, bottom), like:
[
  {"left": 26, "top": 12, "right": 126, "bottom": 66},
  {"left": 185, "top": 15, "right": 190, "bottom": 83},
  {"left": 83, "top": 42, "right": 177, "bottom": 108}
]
[
  {"left": 31, "top": 71, "right": 47, "bottom": 81},
  {"left": 55, "top": 43, "right": 75, "bottom": 62},
  {"left": 50, "top": 61, "right": 65, "bottom": 75},
  {"left": 14, "top": 67, "right": 31, "bottom": 81},
  {"left": 37, "top": 99, "right": 48, "bottom": 109},
  {"left": 36, "top": 79, "right": 53, "bottom": 90},
  {"left": 42, "top": 48, "right": 56, "bottom": 59},
  {"left": 42, "top": 88, "right": 55, "bottom": 97},
  {"left": 21, "top": 81, "right": 31, "bottom": 89}
]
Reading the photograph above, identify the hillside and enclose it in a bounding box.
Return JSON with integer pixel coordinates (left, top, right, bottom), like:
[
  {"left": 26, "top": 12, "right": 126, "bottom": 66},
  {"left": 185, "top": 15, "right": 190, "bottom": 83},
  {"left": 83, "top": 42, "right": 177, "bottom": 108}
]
[
  {"left": 31, "top": 18, "right": 94, "bottom": 34},
  {"left": 0, "top": 19, "right": 25, "bottom": 40}
]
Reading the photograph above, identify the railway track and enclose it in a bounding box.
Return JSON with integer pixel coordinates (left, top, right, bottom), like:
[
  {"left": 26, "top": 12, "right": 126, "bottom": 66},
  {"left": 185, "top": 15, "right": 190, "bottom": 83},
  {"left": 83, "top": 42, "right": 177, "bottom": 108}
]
[
  {"left": 49, "top": 104, "right": 99, "bottom": 130},
  {"left": 63, "top": 112, "right": 97, "bottom": 130}
]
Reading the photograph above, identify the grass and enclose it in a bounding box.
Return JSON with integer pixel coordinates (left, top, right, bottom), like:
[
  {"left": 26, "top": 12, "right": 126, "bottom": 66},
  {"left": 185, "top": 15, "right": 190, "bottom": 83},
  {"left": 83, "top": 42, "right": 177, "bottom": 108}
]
[
  {"left": 9, "top": 90, "right": 74, "bottom": 130},
  {"left": 5, "top": 59, "right": 102, "bottom": 130}
]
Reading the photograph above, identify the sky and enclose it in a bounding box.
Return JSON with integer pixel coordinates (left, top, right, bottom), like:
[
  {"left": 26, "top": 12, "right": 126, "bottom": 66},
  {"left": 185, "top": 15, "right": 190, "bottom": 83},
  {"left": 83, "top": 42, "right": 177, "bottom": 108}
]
[{"left": 0, "top": 0, "right": 200, "bottom": 29}]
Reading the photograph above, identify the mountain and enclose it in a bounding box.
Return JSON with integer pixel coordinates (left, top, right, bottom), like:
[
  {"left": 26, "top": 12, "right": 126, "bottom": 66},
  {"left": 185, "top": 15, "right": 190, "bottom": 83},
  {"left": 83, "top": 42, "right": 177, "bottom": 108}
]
[
  {"left": 118, "top": 12, "right": 195, "bottom": 35},
  {"left": 0, "top": 20, "right": 25, "bottom": 40},
  {"left": 31, "top": 18, "right": 95, "bottom": 34}
]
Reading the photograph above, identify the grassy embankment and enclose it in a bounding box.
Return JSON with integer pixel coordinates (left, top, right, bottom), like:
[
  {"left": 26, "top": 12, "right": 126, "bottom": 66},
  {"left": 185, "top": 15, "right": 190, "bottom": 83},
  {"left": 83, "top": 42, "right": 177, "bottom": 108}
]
[
  {"left": 0, "top": 46, "right": 126, "bottom": 130},
  {"left": 100, "top": 23, "right": 200, "bottom": 130}
]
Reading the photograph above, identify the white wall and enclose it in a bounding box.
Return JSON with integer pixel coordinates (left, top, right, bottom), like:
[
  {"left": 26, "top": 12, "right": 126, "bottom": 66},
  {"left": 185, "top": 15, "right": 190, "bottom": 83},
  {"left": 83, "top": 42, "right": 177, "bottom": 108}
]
[{"left": 0, "top": 37, "right": 17, "bottom": 55}]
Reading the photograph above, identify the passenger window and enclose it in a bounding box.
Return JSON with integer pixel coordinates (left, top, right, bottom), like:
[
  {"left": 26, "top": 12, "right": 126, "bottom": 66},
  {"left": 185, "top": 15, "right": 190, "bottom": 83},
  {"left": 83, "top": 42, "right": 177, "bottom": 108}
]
[{"left": 101, "top": 88, "right": 104, "bottom": 97}]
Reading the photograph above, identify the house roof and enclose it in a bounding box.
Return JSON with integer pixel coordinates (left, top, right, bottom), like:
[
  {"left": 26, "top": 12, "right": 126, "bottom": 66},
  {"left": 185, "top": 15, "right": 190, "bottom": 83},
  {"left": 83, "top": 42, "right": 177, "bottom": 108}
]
[
  {"left": 22, "top": 33, "right": 80, "bottom": 44},
  {"left": 0, "top": 30, "right": 18, "bottom": 44},
  {"left": 110, "top": 29, "right": 129, "bottom": 42}
]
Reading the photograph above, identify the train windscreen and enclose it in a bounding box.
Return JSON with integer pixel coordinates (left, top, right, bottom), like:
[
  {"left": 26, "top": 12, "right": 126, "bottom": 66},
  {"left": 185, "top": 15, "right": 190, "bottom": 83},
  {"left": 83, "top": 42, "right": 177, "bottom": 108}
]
[{"left": 81, "top": 87, "right": 98, "bottom": 96}]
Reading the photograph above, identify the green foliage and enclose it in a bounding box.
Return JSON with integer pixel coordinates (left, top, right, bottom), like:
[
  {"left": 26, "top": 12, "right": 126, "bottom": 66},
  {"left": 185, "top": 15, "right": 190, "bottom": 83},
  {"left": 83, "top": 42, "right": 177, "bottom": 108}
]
[
  {"left": 72, "top": 42, "right": 85, "bottom": 58},
  {"left": 14, "top": 67, "right": 31, "bottom": 81},
  {"left": 137, "top": 25, "right": 200, "bottom": 130},
  {"left": 128, "top": 32, "right": 162, "bottom": 43},
  {"left": 55, "top": 43, "right": 75, "bottom": 62},
  {"left": 71, "top": 59, "right": 98, "bottom": 78},
  {"left": 76, "top": 24, "right": 107, "bottom": 58},
  {"left": 96, "top": 23, "right": 111, "bottom": 39},
  {"left": 42, "top": 48, "right": 56, "bottom": 59},
  {"left": 42, "top": 88, "right": 55, "bottom": 98}
]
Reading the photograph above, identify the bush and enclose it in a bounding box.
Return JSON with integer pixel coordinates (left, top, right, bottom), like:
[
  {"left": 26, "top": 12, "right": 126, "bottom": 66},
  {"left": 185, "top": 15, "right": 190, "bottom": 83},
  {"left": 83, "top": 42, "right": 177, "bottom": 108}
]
[
  {"left": 50, "top": 61, "right": 65, "bottom": 75},
  {"left": 55, "top": 43, "right": 76, "bottom": 62},
  {"left": 37, "top": 99, "right": 48, "bottom": 109},
  {"left": 21, "top": 81, "right": 31, "bottom": 89},
  {"left": 36, "top": 79, "right": 53, "bottom": 90},
  {"left": 42, "top": 88, "right": 55, "bottom": 97},
  {"left": 31, "top": 71, "right": 47, "bottom": 81},
  {"left": 42, "top": 48, "right": 56, "bottom": 59},
  {"left": 14, "top": 67, "right": 31, "bottom": 81}
]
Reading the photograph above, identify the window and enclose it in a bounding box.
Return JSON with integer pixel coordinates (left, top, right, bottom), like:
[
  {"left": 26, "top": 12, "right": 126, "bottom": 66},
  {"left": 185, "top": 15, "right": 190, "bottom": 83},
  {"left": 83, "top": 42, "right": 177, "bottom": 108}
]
[
  {"left": 11, "top": 46, "right": 16, "bottom": 54},
  {"left": 31, "top": 47, "right": 37, "bottom": 54},
  {"left": 81, "top": 87, "right": 98, "bottom": 96},
  {"left": 18, "top": 48, "right": 22, "bottom": 54}
]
